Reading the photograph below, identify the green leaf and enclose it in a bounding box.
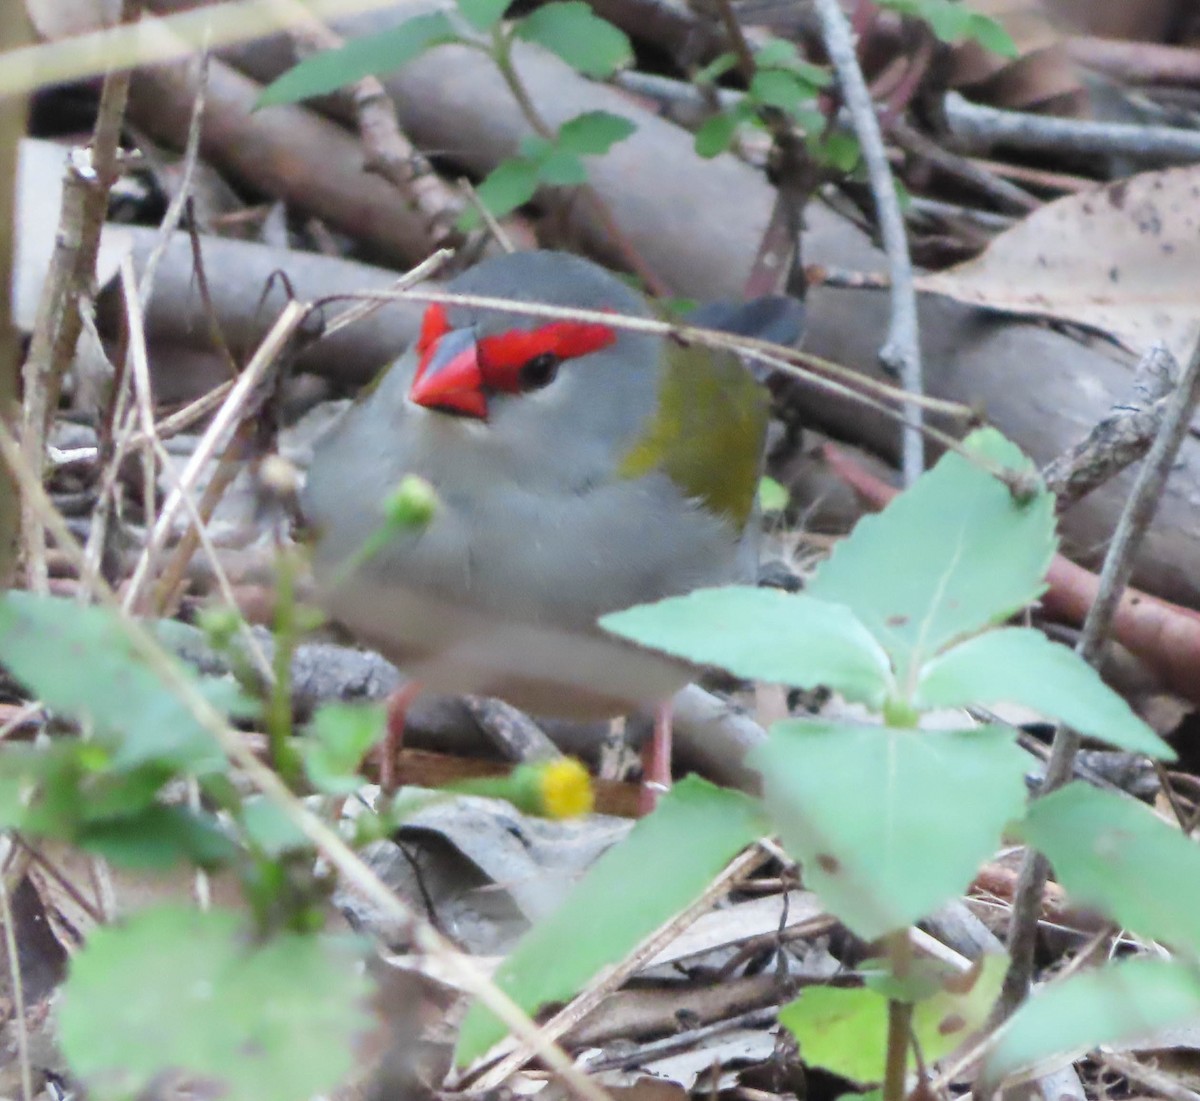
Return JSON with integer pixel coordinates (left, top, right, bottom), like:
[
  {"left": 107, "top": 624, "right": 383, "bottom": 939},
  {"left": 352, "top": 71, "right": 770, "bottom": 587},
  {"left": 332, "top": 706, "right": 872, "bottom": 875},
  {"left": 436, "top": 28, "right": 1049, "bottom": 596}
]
[
  {"left": 601, "top": 586, "right": 893, "bottom": 708},
  {"left": 695, "top": 111, "right": 742, "bottom": 158},
  {"left": 1020, "top": 784, "right": 1200, "bottom": 955},
  {"left": 915, "top": 628, "right": 1172, "bottom": 758},
  {"left": 966, "top": 14, "right": 1018, "bottom": 58},
  {"left": 810, "top": 130, "right": 860, "bottom": 172},
  {"left": 749, "top": 69, "right": 811, "bottom": 112},
  {"left": 241, "top": 796, "right": 311, "bottom": 858},
  {"left": 455, "top": 777, "right": 765, "bottom": 1063},
  {"left": 81, "top": 805, "right": 238, "bottom": 870},
  {"left": 983, "top": 958, "right": 1200, "bottom": 1090},
  {"left": 457, "top": 0, "right": 510, "bottom": 31},
  {"left": 750, "top": 722, "right": 1029, "bottom": 940},
  {"left": 301, "top": 703, "right": 385, "bottom": 796},
  {"left": 806, "top": 428, "right": 1056, "bottom": 688},
  {"left": 536, "top": 149, "right": 589, "bottom": 186},
  {"left": 256, "top": 14, "right": 460, "bottom": 108},
  {"left": 514, "top": 2, "right": 633, "bottom": 77},
  {"left": 469, "top": 157, "right": 540, "bottom": 221},
  {"left": 60, "top": 906, "right": 373, "bottom": 1101},
  {"left": 555, "top": 110, "right": 637, "bottom": 156},
  {"left": 0, "top": 592, "right": 229, "bottom": 770},
  {"left": 783, "top": 954, "right": 1007, "bottom": 1084},
  {"left": 693, "top": 51, "right": 738, "bottom": 86}
]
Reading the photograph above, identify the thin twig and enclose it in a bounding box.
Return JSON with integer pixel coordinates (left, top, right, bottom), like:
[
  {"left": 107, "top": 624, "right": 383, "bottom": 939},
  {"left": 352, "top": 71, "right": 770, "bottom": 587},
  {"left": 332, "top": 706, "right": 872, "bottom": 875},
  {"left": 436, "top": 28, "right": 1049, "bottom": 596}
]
[
  {"left": 944, "top": 90, "right": 1200, "bottom": 164},
  {"left": 0, "top": 421, "right": 611, "bottom": 1101},
  {"left": 118, "top": 257, "right": 273, "bottom": 680},
  {"left": 0, "top": 871, "right": 33, "bottom": 1101},
  {"left": 121, "top": 301, "right": 305, "bottom": 612},
  {"left": 998, "top": 337, "right": 1200, "bottom": 1018},
  {"left": 813, "top": 0, "right": 924, "bottom": 485},
  {"left": 21, "top": 0, "right": 137, "bottom": 591},
  {"left": 471, "top": 844, "right": 770, "bottom": 1089}
]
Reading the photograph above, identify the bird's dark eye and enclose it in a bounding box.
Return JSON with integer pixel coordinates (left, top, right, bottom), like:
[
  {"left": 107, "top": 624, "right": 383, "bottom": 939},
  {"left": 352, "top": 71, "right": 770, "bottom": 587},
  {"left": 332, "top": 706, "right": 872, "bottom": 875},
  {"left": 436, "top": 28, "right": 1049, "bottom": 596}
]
[{"left": 519, "top": 353, "right": 561, "bottom": 390}]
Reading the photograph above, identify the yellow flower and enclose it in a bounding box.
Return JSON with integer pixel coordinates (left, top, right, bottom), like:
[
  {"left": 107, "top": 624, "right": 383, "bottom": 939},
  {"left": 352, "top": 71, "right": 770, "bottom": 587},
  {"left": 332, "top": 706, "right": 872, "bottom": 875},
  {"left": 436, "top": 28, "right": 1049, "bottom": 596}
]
[{"left": 535, "top": 758, "right": 594, "bottom": 819}]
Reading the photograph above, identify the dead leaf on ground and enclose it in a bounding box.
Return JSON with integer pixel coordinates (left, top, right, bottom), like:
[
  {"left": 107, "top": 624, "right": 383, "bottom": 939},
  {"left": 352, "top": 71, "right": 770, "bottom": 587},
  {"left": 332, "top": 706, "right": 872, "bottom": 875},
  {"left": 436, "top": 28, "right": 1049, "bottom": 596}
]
[
  {"left": 947, "top": 0, "right": 1087, "bottom": 116},
  {"left": 916, "top": 165, "right": 1200, "bottom": 362}
]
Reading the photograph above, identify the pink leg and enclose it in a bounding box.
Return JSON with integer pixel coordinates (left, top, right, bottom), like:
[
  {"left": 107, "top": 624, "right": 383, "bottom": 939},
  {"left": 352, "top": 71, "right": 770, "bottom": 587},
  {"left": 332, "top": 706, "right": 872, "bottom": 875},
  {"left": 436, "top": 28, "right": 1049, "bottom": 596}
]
[
  {"left": 380, "top": 681, "right": 421, "bottom": 797},
  {"left": 638, "top": 700, "right": 674, "bottom": 815}
]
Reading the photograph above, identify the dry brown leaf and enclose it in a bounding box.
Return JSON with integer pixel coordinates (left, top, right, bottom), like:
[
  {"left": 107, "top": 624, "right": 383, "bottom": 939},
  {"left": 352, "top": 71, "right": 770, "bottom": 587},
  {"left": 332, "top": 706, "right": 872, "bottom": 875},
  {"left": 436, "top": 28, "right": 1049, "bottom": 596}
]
[
  {"left": 915, "top": 166, "right": 1200, "bottom": 361},
  {"left": 946, "top": 0, "right": 1087, "bottom": 115}
]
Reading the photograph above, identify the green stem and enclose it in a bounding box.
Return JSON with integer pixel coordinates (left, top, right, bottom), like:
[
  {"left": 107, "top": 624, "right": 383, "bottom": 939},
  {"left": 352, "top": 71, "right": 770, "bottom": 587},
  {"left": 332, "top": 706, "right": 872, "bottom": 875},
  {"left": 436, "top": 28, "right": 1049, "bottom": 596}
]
[
  {"left": 882, "top": 929, "right": 914, "bottom": 1101},
  {"left": 267, "top": 547, "right": 302, "bottom": 787},
  {"left": 491, "top": 25, "right": 554, "bottom": 139}
]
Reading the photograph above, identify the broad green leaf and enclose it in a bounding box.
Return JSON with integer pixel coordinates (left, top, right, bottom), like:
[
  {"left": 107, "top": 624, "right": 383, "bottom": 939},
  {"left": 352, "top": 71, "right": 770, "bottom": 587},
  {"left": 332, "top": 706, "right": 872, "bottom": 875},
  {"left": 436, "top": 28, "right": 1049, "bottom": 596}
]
[
  {"left": 301, "top": 703, "right": 385, "bottom": 796},
  {"left": 457, "top": 0, "right": 510, "bottom": 31},
  {"left": 514, "top": 2, "right": 633, "bottom": 77},
  {"left": 915, "top": 628, "right": 1172, "bottom": 758},
  {"left": 0, "top": 592, "right": 229, "bottom": 770},
  {"left": 783, "top": 954, "right": 1007, "bottom": 1083},
  {"left": 1020, "top": 783, "right": 1200, "bottom": 955},
  {"left": 456, "top": 778, "right": 765, "bottom": 1063},
  {"left": 535, "top": 150, "right": 589, "bottom": 186},
  {"left": 983, "top": 958, "right": 1200, "bottom": 1089},
  {"left": 601, "top": 586, "right": 893, "bottom": 707},
  {"left": 750, "top": 721, "right": 1029, "bottom": 940},
  {"left": 555, "top": 110, "right": 637, "bottom": 156},
  {"left": 60, "top": 906, "right": 372, "bottom": 1101},
  {"left": 810, "top": 130, "right": 860, "bottom": 172},
  {"left": 806, "top": 428, "right": 1055, "bottom": 688},
  {"left": 471, "top": 157, "right": 540, "bottom": 218},
  {"left": 256, "top": 13, "right": 460, "bottom": 108}
]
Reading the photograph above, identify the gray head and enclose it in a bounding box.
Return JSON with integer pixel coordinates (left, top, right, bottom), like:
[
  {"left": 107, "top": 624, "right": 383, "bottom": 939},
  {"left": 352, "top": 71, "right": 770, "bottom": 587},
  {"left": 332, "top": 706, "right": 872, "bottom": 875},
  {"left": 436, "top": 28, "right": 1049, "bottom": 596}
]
[{"left": 376, "top": 250, "right": 663, "bottom": 492}]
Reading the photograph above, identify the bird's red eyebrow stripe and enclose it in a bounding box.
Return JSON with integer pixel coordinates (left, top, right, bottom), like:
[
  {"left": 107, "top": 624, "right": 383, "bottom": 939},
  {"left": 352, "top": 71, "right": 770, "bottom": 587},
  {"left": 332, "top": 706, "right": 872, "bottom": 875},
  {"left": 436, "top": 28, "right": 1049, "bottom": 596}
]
[
  {"left": 416, "top": 303, "right": 450, "bottom": 354},
  {"left": 478, "top": 321, "right": 616, "bottom": 371}
]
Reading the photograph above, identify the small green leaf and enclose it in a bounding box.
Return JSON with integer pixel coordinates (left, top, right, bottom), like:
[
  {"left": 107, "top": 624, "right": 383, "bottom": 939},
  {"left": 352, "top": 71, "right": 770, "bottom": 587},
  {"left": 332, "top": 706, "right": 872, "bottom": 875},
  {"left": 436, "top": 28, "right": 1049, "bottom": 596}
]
[
  {"left": 1020, "top": 784, "right": 1200, "bottom": 955},
  {"left": 514, "top": 1, "right": 633, "bottom": 77},
  {"left": 915, "top": 628, "right": 1172, "bottom": 759},
  {"left": 555, "top": 110, "right": 637, "bottom": 156},
  {"left": 807, "top": 428, "right": 1056, "bottom": 689},
  {"left": 602, "top": 586, "right": 893, "bottom": 708},
  {"left": 471, "top": 157, "right": 540, "bottom": 218},
  {"left": 695, "top": 111, "right": 742, "bottom": 158},
  {"left": 810, "top": 130, "right": 860, "bottom": 172},
  {"left": 535, "top": 149, "right": 588, "bottom": 186},
  {"left": 983, "top": 958, "right": 1200, "bottom": 1090},
  {"left": 60, "top": 906, "right": 373, "bottom": 1101},
  {"left": 783, "top": 954, "right": 1007, "bottom": 1084},
  {"left": 256, "top": 14, "right": 460, "bottom": 108},
  {"left": 966, "top": 14, "right": 1018, "bottom": 57},
  {"left": 750, "top": 722, "right": 1029, "bottom": 940},
  {"left": 301, "top": 703, "right": 385, "bottom": 796},
  {"left": 457, "top": 0, "right": 510, "bottom": 31},
  {"left": 455, "top": 778, "right": 765, "bottom": 1063},
  {"left": 693, "top": 51, "right": 738, "bottom": 86},
  {"left": 749, "top": 69, "right": 810, "bottom": 112}
]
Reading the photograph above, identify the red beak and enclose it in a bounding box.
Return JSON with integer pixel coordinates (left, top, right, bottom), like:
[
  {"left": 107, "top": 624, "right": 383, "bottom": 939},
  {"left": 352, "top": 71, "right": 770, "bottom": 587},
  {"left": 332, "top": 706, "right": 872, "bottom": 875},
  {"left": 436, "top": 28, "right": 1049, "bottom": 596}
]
[{"left": 408, "top": 328, "right": 488, "bottom": 419}]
